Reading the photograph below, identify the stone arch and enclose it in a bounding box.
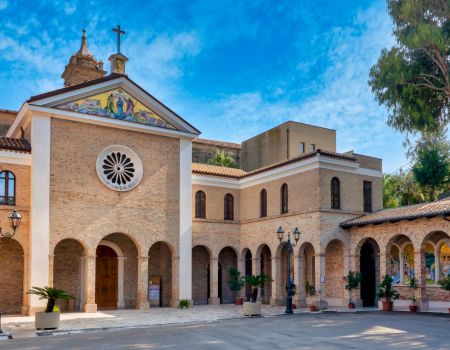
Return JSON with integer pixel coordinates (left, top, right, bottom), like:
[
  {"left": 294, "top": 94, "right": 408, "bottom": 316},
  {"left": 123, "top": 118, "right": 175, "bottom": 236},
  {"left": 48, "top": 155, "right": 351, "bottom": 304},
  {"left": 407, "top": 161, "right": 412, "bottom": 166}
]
[
  {"left": 276, "top": 241, "right": 294, "bottom": 303},
  {"left": 96, "top": 233, "right": 139, "bottom": 309},
  {"left": 53, "top": 238, "right": 86, "bottom": 311},
  {"left": 148, "top": 241, "right": 174, "bottom": 307},
  {"left": 386, "top": 234, "right": 414, "bottom": 285},
  {"left": 356, "top": 238, "right": 380, "bottom": 307},
  {"left": 218, "top": 246, "right": 238, "bottom": 304},
  {"left": 256, "top": 244, "right": 272, "bottom": 304},
  {"left": 298, "top": 242, "right": 315, "bottom": 306},
  {"left": 241, "top": 248, "right": 253, "bottom": 299},
  {"left": 192, "top": 245, "right": 211, "bottom": 305},
  {"left": 325, "top": 239, "right": 345, "bottom": 304},
  {"left": 0, "top": 237, "right": 24, "bottom": 314},
  {"left": 420, "top": 230, "right": 450, "bottom": 285}
]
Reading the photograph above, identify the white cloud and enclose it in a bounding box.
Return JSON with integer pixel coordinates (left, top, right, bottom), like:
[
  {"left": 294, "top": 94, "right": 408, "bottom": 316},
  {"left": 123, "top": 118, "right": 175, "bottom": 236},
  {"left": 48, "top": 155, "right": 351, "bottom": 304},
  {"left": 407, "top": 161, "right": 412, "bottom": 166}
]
[
  {"left": 64, "top": 3, "right": 77, "bottom": 15},
  {"left": 0, "top": 0, "right": 8, "bottom": 10}
]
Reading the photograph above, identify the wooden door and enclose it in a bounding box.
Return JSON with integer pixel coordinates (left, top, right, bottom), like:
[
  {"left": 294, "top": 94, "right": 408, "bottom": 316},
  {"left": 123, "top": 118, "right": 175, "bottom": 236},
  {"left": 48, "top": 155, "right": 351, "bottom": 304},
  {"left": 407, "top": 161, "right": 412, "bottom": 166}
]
[{"left": 95, "top": 245, "right": 118, "bottom": 308}]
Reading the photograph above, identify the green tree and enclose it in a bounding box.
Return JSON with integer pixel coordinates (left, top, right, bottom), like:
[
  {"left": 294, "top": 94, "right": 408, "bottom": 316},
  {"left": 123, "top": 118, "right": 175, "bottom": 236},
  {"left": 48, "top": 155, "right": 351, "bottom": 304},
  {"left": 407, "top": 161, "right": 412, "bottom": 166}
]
[
  {"left": 383, "top": 171, "right": 425, "bottom": 208},
  {"left": 369, "top": 0, "right": 450, "bottom": 134},
  {"left": 412, "top": 143, "right": 450, "bottom": 200},
  {"left": 207, "top": 150, "right": 239, "bottom": 168}
]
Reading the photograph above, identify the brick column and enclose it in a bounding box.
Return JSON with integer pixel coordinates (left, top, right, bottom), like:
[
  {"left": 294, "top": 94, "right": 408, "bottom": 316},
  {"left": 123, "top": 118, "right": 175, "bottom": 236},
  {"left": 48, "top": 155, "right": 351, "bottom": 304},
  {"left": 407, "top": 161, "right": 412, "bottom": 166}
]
[
  {"left": 293, "top": 254, "right": 300, "bottom": 306},
  {"left": 238, "top": 258, "right": 246, "bottom": 298},
  {"left": 434, "top": 249, "right": 441, "bottom": 284},
  {"left": 297, "top": 252, "right": 306, "bottom": 307},
  {"left": 315, "top": 253, "right": 326, "bottom": 309},
  {"left": 208, "top": 257, "right": 220, "bottom": 305},
  {"left": 270, "top": 256, "right": 282, "bottom": 306},
  {"left": 252, "top": 258, "right": 261, "bottom": 300},
  {"left": 137, "top": 255, "right": 149, "bottom": 310},
  {"left": 379, "top": 251, "right": 388, "bottom": 277},
  {"left": 83, "top": 255, "right": 97, "bottom": 313},
  {"left": 414, "top": 249, "right": 426, "bottom": 311},
  {"left": 172, "top": 256, "right": 180, "bottom": 307}
]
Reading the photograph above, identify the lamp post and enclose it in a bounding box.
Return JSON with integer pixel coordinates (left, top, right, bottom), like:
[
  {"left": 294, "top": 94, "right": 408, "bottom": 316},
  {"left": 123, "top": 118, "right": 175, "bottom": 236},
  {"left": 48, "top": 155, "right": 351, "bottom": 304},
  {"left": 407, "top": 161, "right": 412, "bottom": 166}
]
[
  {"left": 0, "top": 209, "right": 22, "bottom": 338},
  {"left": 276, "top": 226, "right": 300, "bottom": 314}
]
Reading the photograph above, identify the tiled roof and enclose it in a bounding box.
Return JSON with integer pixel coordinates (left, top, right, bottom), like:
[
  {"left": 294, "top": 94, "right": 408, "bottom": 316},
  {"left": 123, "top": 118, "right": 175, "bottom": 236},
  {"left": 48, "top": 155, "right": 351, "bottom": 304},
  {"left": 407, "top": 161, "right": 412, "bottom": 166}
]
[
  {"left": 340, "top": 199, "right": 450, "bottom": 228},
  {"left": 0, "top": 108, "right": 18, "bottom": 115},
  {"left": 0, "top": 137, "right": 31, "bottom": 153},
  {"left": 192, "top": 163, "right": 246, "bottom": 178},
  {"left": 193, "top": 138, "right": 241, "bottom": 150},
  {"left": 192, "top": 149, "right": 356, "bottom": 179}
]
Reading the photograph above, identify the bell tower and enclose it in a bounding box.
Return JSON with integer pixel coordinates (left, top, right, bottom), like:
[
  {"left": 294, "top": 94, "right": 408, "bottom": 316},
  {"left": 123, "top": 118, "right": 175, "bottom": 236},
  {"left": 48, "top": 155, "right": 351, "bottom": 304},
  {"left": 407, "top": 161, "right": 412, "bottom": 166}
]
[{"left": 61, "top": 30, "right": 106, "bottom": 87}]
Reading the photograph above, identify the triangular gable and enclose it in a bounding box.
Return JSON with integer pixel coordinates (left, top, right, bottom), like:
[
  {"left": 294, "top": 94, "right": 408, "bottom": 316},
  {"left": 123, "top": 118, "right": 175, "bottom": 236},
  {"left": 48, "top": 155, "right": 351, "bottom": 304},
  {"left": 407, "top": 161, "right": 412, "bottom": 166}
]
[{"left": 55, "top": 87, "right": 176, "bottom": 130}]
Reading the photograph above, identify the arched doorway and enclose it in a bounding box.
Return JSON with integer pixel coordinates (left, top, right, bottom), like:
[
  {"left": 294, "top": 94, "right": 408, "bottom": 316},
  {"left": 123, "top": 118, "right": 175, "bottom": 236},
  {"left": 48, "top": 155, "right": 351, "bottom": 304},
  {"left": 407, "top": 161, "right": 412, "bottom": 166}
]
[
  {"left": 54, "top": 239, "right": 85, "bottom": 311},
  {"left": 96, "top": 245, "right": 118, "bottom": 308},
  {"left": 299, "top": 242, "right": 315, "bottom": 306},
  {"left": 148, "top": 241, "right": 173, "bottom": 307},
  {"left": 325, "top": 239, "right": 345, "bottom": 305},
  {"left": 279, "top": 243, "right": 294, "bottom": 302},
  {"left": 218, "top": 247, "right": 237, "bottom": 304},
  {"left": 258, "top": 244, "right": 272, "bottom": 304},
  {"left": 360, "top": 239, "right": 379, "bottom": 307},
  {"left": 192, "top": 245, "right": 210, "bottom": 305},
  {"left": 0, "top": 238, "right": 24, "bottom": 314},
  {"left": 244, "top": 249, "right": 252, "bottom": 300}
]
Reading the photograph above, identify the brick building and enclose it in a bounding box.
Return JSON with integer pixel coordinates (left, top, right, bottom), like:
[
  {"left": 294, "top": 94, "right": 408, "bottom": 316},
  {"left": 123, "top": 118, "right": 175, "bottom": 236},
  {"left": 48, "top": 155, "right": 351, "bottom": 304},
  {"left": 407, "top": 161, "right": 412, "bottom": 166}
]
[{"left": 0, "top": 32, "right": 448, "bottom": 315}]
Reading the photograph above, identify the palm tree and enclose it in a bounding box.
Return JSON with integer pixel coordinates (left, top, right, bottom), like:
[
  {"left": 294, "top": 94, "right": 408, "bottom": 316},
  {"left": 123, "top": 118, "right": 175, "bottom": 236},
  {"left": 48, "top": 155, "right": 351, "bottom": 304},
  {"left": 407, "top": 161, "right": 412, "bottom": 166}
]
[
  {"left": 27, "top": 286, "right": 75, "bottom": 312},
  {"left": 243, "top": 274, "right": 271, "bottom": 303}
]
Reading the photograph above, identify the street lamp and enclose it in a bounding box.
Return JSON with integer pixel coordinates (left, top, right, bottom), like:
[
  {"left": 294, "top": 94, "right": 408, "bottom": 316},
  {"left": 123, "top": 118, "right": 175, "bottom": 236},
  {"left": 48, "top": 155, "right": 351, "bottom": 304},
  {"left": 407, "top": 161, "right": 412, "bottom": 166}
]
[
  {"left": 0, "top": 209, "right": 22, "bottom": 338},
  {"left": 276, "top": 226, "right": 300, "bottom": 314}
]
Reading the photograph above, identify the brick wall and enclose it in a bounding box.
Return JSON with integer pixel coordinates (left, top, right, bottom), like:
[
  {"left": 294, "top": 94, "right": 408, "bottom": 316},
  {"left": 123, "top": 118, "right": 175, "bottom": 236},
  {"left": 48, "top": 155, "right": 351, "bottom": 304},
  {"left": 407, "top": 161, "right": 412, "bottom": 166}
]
[
  {"left": 0, "top": 238, "right": 24, "bottom": 314},
  {"left": 192, "top": 245, "right": 210, "bottom": 305}
]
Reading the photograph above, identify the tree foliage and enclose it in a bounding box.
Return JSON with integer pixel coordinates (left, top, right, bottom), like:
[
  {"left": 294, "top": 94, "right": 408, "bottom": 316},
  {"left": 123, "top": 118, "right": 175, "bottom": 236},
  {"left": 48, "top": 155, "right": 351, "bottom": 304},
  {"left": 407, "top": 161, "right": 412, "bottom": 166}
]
[
  {"left": 383, "top": 172, "right": 425, "bottom": 208},
  {"left": 369, "top": 0, "right": 450, "bottom": 133},
  {"left": 207, "top": 150, "right": 239, "bottom": 168},
  {"left": 27, "top": 286, "right": 74, "bottom": 313}
]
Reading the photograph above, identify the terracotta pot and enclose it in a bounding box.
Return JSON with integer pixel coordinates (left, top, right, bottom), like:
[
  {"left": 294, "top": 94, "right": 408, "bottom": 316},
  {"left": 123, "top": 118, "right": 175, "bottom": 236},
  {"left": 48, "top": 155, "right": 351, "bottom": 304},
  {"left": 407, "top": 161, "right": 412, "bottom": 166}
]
[
  {"left": 235, "top": 297, "right": 243, "bottom": 305},
  {"left": 409, "top": 305, "right": 417, "bottom": 313},
  {"left": 309, "top": 305, "right": 317, "bottom": 312},
  {"left": 448, "top": 308, "right": 450, "bottom": 313},
  {"left": 382, "top": 300, "right": 393, "bottom": 312},
  {"left": 292, "top": 304, "right": 297, "bottom": 309},
  {"left": 35, "top": 311, "right": 60, "bottom": 330},
  {"left": 348, "top": 302, "right": 355, "bottom": 309}
]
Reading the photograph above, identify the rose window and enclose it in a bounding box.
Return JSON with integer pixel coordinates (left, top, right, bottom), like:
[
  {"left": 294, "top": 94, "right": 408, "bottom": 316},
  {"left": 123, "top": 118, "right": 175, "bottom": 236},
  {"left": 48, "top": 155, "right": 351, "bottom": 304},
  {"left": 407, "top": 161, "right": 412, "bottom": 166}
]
[{"left": 96, "top": 145, "right": 143, "bottom": 191}]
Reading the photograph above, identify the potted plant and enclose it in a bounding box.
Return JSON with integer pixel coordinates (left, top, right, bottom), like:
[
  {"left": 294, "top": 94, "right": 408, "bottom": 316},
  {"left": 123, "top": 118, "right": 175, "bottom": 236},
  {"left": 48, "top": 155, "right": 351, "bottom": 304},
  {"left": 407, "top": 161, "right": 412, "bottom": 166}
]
[
  {"left": 344, "top": 271, "right": 361, "bottom": 309},
  {"left": 305, "top": 280, "right": 317, "bottom": 312},
  {"left": 27, "top": 286, "right": 74, "bottom": 330},
  {"left": 438, "top": 276, "right": 450, "bottom": 313},
  {"left": 243, "top": 274, "right": 271, "bottom": 316},
  {"left": 408, "top": 277, "right": 418, "bottom": 312},
  {"left": 179, "top": 299, "right": 190, "bottom": 309},
  {"left": 377, "top": 275, "right": 399, "bottom": 311},
  {"left": 227, "top": 267, "right": 244, "bottom": 305}
]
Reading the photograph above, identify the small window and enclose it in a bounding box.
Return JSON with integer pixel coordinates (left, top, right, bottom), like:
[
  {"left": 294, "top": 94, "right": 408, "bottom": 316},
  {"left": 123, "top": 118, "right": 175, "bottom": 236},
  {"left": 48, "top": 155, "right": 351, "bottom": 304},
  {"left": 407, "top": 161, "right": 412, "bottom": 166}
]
[
  {"left": 260, "top": 189, "right": 267, "bottom": 218},
  {"left": 331, "top": 177, "right": 340, "bottom": 209},
  {"left": 224, "top": 193, "right": 234, "bottom": 220},
  {"left": 280, "top": 183, "right": 288, "bottom": 214},
  {"left": 299, "top": 142, "right": 305, "bottom": 154},
  {"left": 310, "top": 144, "right": 316, "bottom": 152},
  {"left": 195, "top": 190, "right": 206, "bottom": 218},
  {"left": 0, "top": 171, "right": 15, "bottom": 205},
  {"left": 363, "top": 181, "right": 372, "bottom": 212}
]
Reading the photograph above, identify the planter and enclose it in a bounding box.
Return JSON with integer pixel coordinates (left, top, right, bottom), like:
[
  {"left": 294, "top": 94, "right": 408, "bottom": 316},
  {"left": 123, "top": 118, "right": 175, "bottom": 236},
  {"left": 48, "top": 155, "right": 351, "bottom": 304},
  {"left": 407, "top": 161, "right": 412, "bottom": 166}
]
[
  {"left": 348, "top": 302, "right": 355, "bottom": 309},
  {"left": 292, "top": 304, "right": 297, "bottom": 309},
  {"left": 382, "top": 301, "right": 393, "bottom": 312},
  {"left": 35, "top": 311, "right": 60, "bottom": 330},
  {"left": 409, "top": 305, "right": 417, "bottom": 313},
  {"left": 309, "top": 305, "right": 317, "bottom": 312},
  {"left": 235, "top": 297, "right": 243, "bottom": 305},
  {"left": 243, "top": 301, "right": 261, "bottom": 316}
]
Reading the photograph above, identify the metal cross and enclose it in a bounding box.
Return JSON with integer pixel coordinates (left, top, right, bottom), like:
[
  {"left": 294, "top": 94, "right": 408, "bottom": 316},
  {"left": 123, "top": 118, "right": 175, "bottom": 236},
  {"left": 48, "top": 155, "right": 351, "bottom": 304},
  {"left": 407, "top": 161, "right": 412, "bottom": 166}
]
[{"left": 112, "top": 24, "right": 125, "bottom": 53}]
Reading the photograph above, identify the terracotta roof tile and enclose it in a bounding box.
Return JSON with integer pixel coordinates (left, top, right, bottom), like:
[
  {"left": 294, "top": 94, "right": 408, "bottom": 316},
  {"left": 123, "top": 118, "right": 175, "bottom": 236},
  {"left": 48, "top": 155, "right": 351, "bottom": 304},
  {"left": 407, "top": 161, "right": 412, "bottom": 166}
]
[
  {"left": 340, "top": 199, "right": 450, "bottom": 228},
  {"left": 193, "top": 138, "right": 241, "bottom": 150},
  {"left": 0, "top": 137, "right": 31, "bottom": 153},
  {"left": 192, "top": 149, "right": 356, "bottom": 179}
]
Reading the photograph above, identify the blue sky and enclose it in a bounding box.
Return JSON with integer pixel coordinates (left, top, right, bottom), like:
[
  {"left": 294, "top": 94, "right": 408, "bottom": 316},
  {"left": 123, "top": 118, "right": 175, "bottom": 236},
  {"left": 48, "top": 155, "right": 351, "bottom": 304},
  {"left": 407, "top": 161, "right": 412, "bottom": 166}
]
[{"left": 0, "top": 0, "right": 409, "bottom": 172}]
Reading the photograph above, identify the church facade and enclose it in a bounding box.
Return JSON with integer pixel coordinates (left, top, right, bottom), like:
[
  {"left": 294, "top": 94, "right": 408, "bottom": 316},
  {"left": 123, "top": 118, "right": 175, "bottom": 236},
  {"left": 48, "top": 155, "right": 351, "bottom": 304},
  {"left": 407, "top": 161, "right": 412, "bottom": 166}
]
[{"left": 0, "top": 32, "right": 449, "bottom": 316}]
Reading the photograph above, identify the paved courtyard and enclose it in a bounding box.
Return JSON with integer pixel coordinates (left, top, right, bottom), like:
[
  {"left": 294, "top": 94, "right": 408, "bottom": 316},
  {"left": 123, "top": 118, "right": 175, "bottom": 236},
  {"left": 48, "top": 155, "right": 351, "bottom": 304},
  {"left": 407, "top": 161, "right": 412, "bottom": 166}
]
[{"left": 1, "top": 312, "right": 449, "bottom": 349}]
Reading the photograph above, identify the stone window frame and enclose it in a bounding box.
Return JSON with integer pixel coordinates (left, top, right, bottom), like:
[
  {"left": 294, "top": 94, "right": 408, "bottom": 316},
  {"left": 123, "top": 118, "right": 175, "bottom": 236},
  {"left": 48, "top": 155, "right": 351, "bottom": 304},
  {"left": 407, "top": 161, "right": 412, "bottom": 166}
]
[
  {"left": 331, "top": 177, "right": 341, "bottom": 209},
  {"left": 195, "top": 190, "right": 206, "bottom": 219},
  {"left": 224, "top": 193, "right": 234, "bottom": 221},
  {"left": 280, "top": 183, "right": 288, "bottom": 214},
  {"left": 0, "top": 170, "right": 16, "bottom": 206}
]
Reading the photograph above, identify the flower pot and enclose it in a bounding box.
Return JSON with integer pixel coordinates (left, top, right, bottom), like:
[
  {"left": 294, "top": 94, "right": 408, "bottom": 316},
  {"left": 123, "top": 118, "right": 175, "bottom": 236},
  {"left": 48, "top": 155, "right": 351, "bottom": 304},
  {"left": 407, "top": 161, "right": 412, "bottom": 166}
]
[
  {"left": 348, "top": 302, "right": 355, "bottom": 309},
  {"left": 35, "top": 311, "right": 60, "bottom": 330},
  {"left": 235, "top": 297, "right": 243, "bottom": 305},
  {"left": 309, "top": 305, "right": 317, "bottom": 312},
  {"left": 292, "top": 304, "right": 297, "bottom": 309},
  {"left": 382, "top": 301, "right": 393, "bottom": 312},
  {"left": 409, "top": 305, "right": 417, "bottom": 313},
  {"left": 243, "top": 301, "right": 261, "bottom": 316}
]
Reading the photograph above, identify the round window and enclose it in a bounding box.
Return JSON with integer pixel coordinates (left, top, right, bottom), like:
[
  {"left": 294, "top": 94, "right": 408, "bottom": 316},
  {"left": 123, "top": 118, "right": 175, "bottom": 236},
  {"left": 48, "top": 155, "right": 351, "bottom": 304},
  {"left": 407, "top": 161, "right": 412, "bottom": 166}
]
[{"left": 96, "top": 145, "right": 143, "bottom": 191}]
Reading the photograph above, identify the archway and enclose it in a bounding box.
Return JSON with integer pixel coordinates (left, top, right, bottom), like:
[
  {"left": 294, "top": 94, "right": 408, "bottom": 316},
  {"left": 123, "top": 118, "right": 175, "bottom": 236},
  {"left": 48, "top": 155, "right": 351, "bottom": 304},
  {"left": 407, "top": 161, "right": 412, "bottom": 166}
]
[
  {"left": 359, "top": 239, "right": 380, "bottom": 307},
  {"left": 299, "top": 242, "right": 315, "bottom": 305},
  {"left": 421, "top": 231, "right": 450, "bottom": 285},
  {"left": 192, "top": 245, "right": 210, "bottom": 305},
  {"left": 325, "top": 239, "right": 345, "bottom": 304},
  {"left": 279, "top": 243, "right": 294, "bottom": 302},
  {"left": 148, "top": 241, "right": 173, "bottom": 307},
  {"left": 259, "top": 245, "right": 272, "bottom": 304},
  {"left": 386, "top": 234, "right": 414, "bottom": 285},
  {"left": 218, "top": 247, "right": 238, "bottom": 304},
  {"left": 244, "top": 249, "right": 252, "bottom": 300},
  {"left": 95, "top": 233, "right": 138, "bottom": 309},
  {"left": 54, "top": 239, "right": 85, "bottom": 311},
  {"left": 0, "top": 238, "right": 24, "bottom": 314}
]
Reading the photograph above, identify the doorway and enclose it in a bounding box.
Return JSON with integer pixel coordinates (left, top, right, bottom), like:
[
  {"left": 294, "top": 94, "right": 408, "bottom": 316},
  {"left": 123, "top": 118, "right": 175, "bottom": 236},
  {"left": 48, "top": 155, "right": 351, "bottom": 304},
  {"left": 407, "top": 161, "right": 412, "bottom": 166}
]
[{"left": 95, "top": 245, "right": 118, "bottom": 308}]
